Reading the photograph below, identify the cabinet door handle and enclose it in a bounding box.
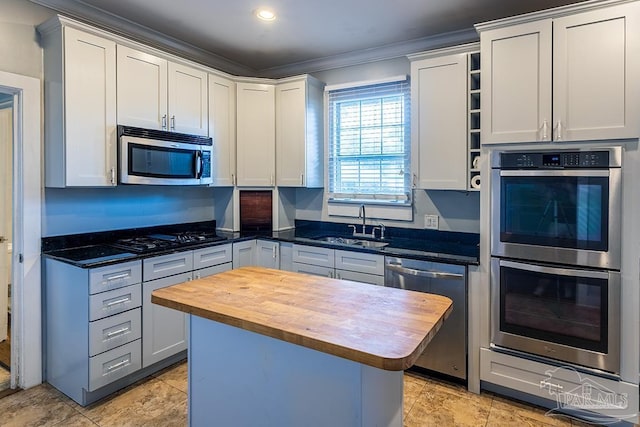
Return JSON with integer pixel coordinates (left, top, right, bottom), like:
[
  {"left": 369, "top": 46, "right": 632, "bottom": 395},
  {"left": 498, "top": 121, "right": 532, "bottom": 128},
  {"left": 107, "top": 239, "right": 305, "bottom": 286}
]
[
  {"left": 300, "top": 173, "right": 304, "bottom": 186},
  {"left": 541, "top": 120, "right": 548, "bottom": 141},
  {"left": 110, "top": 167, "right": 116, "bottom": 185},
  {"left": 412, "top": 173, "right": 417, "bottom": 188},
  {"left": 170, "top": 115, "right": 176, "bottom": 130},
  {"left": 272, "top": 246, "right": 277, "bottom": 259},
  {"left": 232, "top": 174, "right": 236, "bottom": 186},
  {"left": 162, "top": 114, "right": 167, "bottom": 129},
  {"left": 555, "top": 120, "right": 563, "bottom": 141}
]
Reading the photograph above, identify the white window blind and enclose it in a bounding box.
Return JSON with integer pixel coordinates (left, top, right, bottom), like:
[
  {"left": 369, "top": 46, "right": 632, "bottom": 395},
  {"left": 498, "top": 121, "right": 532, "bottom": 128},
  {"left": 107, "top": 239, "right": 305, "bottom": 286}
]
[{"left": 327, "top": 79, "right": 411, "bottom": 204}]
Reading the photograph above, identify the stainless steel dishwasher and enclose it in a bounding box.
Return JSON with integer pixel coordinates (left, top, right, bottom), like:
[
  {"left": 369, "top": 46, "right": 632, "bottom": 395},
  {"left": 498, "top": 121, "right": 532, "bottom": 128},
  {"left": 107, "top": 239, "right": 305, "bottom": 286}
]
[{"left": 384, "top": 256, "right": 467, "bottom": 380}]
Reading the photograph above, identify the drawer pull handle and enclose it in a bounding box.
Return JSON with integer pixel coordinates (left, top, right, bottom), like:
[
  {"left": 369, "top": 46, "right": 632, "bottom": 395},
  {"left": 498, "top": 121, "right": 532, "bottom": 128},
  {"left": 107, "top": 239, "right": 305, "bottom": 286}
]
[
  {"left": 105, "top": 296, "right": 131, "bottom": 307},
  {"left": 106, "top": 327, "right": 130, "bottom": 338},
  {"left": 104, "top": 272, "right": 130, "bottom": 282},
  {"left": 106, "top": 358, "right": 130, "bottom": 372}
]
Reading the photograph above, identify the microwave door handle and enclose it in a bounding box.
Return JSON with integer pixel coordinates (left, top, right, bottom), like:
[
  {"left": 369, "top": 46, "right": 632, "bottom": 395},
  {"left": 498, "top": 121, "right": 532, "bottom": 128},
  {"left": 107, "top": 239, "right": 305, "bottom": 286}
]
[{"left": 195, "top": 151, "right": 203, "bottom": 179}]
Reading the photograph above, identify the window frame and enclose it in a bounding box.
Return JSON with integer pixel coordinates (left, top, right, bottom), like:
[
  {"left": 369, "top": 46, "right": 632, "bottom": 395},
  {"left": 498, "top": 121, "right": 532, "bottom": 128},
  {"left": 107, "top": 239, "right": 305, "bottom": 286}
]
[{"left": 325, "top": 77, "right": 412, "bottom": 206}]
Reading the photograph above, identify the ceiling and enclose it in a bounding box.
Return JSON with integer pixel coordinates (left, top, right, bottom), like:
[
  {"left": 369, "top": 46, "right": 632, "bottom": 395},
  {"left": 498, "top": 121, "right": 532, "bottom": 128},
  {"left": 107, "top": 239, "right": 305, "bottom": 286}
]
[{"left": 32, "top": 0, "right": 588, "bottom": 77}]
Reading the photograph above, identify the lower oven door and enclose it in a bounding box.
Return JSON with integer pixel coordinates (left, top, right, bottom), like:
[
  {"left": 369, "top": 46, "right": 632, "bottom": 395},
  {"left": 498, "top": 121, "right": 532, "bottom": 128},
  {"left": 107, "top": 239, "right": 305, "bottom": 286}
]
[{"left": 491, "top": 257, "right": 620, "bottom": 374}]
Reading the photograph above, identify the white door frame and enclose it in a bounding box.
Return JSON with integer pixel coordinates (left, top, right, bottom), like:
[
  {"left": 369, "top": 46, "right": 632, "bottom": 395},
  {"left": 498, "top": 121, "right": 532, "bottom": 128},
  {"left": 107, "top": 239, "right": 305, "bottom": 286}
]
[{"left": 0, "top": 70, "right": 42, "bottom": 389}]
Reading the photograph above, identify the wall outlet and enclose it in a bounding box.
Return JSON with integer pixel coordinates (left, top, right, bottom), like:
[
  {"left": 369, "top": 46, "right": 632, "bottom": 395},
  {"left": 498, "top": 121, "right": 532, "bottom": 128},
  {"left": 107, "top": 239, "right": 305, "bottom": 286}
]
[{"left": 424, "top": 214, "right": 439, "bottom": 230}]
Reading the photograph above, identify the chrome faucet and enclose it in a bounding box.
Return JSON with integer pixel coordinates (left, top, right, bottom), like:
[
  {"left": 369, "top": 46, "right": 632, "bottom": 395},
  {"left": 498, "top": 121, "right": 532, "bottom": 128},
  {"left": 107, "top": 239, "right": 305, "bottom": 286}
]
[
  {"left": 358, "top": 204, "right": 366, "bottom": 234},
  {"left": 372, "top": 223, "right": 386, "bottom": 240}
]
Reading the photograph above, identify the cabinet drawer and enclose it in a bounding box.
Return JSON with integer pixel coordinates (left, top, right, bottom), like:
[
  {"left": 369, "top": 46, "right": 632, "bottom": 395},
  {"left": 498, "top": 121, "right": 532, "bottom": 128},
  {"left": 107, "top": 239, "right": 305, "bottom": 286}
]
[
  {"left": 480, "top": 348, "right": 638, "bottom": 420},
  {"left": 193, "top": 244, "right": 232, "bottom": 270},
  {"left": 89, "top": 308, "right": 141, "bottom": 357},
  {"left": 335, "top": 250, "right": 384, "bottom": 275},
  {"left": 194, "top": 262, "right": 232, "bottom": 280},
  {"left": 291, "top": 262, "right": 334, "bottom": 278},
  {"left": 89, "top": 284, "right": 141, "bottom": 321},
  {"left": 143, "top": 251, "right": 194, "bottom": 281},
  {"left": 89, "top": 260, "right": 142, "bottom": 295},
  {"left": 292, "top": 244, "right": 335, "bottom": 268},
  {"left": 89, "top": 339, "right": 141, "bottom": 391},
  {"left": 335, "top": 269, "right": 384, "bottom": 286}
]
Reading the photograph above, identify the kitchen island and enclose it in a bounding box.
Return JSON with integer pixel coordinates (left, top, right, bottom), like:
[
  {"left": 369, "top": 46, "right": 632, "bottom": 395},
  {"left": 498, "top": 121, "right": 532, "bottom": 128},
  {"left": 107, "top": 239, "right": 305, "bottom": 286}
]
[{"left": 152, "top": 267, "right": 453, "bottom": 427}]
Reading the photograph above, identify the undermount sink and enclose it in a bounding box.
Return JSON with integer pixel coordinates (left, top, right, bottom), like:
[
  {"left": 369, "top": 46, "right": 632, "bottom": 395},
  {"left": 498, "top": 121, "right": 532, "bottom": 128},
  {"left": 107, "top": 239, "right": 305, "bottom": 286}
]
[
  {"left": 314, "top": 236, "right": 389, "bottom": 248},
  {"left": 356, "top": 240, "right": 389, "bottom": 248}
]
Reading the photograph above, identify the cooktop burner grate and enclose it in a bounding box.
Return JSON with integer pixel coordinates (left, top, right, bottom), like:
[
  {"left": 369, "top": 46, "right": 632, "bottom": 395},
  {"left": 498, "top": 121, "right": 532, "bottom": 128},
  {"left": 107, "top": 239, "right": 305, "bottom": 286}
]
[{"left": 113, "top": 233, "right": 227, "bottom": 254}]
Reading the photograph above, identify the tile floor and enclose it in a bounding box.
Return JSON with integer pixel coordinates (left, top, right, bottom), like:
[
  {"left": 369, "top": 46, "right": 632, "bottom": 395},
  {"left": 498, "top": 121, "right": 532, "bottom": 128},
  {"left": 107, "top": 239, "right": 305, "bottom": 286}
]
[{"left": 0, "top": 361, "right": 600, "bottom": 426}]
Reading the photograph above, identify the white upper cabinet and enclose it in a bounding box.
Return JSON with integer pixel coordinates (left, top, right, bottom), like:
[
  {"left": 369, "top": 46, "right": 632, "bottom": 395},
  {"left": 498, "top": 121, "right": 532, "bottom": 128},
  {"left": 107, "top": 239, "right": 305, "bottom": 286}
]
[
  {"left": 117, "top": 45, "right": 208, "bottom": 136},
  {"left": 236, "top": 82, "right": 275, "bottom": 187},
  {"left": 167, "top": 62, "right": 208, "bottom": 135},
  {"left": 275, "top": 76, "right": 324, "bottom": 188},
  {"left": 480, "top": 20, "right": 552, "bottom": 144},
  {"left": 116, "top": 45, "right": 167, "bottom": 131},
  {"left": 208, "top": 74, "right": 236, "bottom": 186},
  {"left": 39, "top": 20, "right": 117, "bottom": 187},
  {"left": 479, "top": 1, "right": 639, "bottom": 143},
  {"left": 552, "top": 4, "right": 639, "bottom": 141},
  {"left": 410, "top": 48, "right": 469, "bottom": 190}
]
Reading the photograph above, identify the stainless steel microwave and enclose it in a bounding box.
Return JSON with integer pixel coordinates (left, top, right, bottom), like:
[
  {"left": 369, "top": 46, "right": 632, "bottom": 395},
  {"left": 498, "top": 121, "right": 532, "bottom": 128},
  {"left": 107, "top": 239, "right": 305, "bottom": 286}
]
[{"left": 118, "top": 125, "right": 213, "bottom": 185}]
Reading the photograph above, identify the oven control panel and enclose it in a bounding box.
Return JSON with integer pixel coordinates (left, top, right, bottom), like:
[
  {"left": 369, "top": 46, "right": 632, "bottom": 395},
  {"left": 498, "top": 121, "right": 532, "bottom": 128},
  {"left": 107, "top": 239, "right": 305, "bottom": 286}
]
[{"left": 500, "top": 151, "right": 611, "bottom": 169}]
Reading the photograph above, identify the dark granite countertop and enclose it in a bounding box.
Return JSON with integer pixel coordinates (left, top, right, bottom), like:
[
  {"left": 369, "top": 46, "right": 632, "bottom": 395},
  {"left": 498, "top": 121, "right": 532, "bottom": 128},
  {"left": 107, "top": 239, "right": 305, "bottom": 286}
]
[{"left": 42, "top": 219, "right": 479, "bottom": 268}]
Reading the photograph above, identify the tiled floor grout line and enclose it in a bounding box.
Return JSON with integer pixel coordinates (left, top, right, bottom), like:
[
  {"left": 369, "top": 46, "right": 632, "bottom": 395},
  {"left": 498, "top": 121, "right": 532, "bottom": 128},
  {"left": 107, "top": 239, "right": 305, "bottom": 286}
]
[{"left": 0, "top": 365, "right": 612, "bottom": 426}]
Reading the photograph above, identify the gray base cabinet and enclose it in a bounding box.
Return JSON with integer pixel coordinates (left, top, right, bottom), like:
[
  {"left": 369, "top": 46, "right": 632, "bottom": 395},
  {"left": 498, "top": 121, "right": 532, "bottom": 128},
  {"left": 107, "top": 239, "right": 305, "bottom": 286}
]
[
  {"left": 141, "top": 245, "right": 232, "bottom": 368},
  {"left": 290, "top": 244, "right": 384, "bottom": 285},
  {"left": 142, "top": 272, "right": 190, "bottom": 368},
  {"left": 44, "top": 243, "right": 232, "bottom": 405},
  {"left": 45, "top": 259, "right": 143, "bottom": 405}
]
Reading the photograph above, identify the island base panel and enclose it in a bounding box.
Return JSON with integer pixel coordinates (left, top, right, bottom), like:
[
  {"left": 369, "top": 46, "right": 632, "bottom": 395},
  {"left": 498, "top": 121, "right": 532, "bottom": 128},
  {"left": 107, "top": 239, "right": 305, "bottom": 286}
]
[{"left": 188, "top": 315, "right": 403, "bottom": 427}]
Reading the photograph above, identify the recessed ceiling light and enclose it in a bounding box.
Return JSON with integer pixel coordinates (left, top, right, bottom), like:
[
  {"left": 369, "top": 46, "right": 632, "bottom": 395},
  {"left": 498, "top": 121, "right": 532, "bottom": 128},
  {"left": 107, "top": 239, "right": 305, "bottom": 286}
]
[{"left": 256, "top": 8, "right": 276, "bottom": 21}]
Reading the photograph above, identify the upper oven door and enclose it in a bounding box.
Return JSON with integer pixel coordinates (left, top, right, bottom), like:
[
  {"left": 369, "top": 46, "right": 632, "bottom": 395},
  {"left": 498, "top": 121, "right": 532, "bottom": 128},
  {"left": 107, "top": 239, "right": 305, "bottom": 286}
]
[
  {"left": 120, "top": 136, "right": 212, "bottom": 185},
  {"left": 491, "top": 168, "right": 621, "bottom": 269}
]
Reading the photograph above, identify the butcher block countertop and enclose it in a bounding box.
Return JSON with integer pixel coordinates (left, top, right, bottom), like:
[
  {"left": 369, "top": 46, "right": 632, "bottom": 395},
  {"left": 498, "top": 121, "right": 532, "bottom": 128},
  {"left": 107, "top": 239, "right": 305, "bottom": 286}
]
[{"left": 152, "top": 266, "right": 453, "bottom": 371}]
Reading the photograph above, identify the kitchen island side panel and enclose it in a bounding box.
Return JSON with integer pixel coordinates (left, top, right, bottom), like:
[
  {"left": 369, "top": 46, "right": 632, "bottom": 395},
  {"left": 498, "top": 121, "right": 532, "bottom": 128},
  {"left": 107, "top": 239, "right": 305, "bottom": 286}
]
[{"left": 188, "top": 315, "right": 403, "bottom": 427}]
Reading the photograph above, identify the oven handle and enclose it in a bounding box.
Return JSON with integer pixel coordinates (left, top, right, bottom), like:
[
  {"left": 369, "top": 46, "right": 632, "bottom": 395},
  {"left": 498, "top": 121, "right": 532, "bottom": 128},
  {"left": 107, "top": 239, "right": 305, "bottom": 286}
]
[
  {"left": 500, "top": 169, "right": 610, "bottom": 177},
  {"left": 499, "top": 259, "right": 610, "bottom": 280},
  {"left": 386, "top": 263, "right": 464, "bottom": 280}
]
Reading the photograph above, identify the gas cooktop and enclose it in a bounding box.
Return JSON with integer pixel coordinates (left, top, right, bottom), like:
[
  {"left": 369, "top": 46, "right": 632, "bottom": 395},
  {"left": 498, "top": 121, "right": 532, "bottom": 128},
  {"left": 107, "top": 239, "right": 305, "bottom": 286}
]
[{"left": 113, "top": 232, "right": 227, "bottom": 254}]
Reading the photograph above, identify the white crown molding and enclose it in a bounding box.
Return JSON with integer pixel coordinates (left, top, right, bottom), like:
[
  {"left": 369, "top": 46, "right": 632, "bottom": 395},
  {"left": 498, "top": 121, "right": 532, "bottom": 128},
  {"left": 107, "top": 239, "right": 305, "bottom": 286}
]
[
  {"left": 407, "top": 42, "right": 480, "bottom": 62},
  {"left": 30, "top": 0, "right": 479, "bottom": 78},
  {"left": 474, "top": 0, "right": 637, "bottom": 32},
  {"left": 29, "top": 0, "right": 255, "bottom": 76},
  {"left": 257, "top": 28, "right": 479, "bottom": 78}
]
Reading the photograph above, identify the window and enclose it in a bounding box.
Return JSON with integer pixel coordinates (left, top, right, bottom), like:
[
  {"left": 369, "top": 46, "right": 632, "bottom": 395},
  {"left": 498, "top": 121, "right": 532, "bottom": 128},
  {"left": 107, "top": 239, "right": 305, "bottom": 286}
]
[{"left": 327, "top": 79, "right": 411, "bottom": 204}]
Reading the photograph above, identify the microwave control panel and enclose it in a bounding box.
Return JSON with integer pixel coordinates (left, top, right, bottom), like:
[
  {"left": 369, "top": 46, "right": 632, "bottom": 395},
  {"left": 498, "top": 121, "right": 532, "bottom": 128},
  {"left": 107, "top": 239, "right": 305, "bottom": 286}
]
[{"left": 500, "top": 151, "right": 611, "bottom": 169}]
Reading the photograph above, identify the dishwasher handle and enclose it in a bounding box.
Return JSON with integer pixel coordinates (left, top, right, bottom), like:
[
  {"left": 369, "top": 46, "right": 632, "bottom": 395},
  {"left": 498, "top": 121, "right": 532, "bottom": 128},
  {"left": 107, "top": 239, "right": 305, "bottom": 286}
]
[{"left": 386, "top": 263, "right": 464, "bottom": 280}]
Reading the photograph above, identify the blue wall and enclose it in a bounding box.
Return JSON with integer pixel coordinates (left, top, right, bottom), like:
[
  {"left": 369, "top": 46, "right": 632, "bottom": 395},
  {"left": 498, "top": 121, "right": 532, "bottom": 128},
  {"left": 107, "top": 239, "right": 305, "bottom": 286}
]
[{"left": 43, "top": 186, "right": 217, "bottom": 236}]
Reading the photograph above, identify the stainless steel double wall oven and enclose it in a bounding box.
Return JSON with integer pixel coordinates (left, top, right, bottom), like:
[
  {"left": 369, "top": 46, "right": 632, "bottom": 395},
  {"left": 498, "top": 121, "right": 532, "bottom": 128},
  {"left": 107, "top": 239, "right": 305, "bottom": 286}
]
[{"left": 490, "top": 147, "right": 622, "bottom": 374}]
